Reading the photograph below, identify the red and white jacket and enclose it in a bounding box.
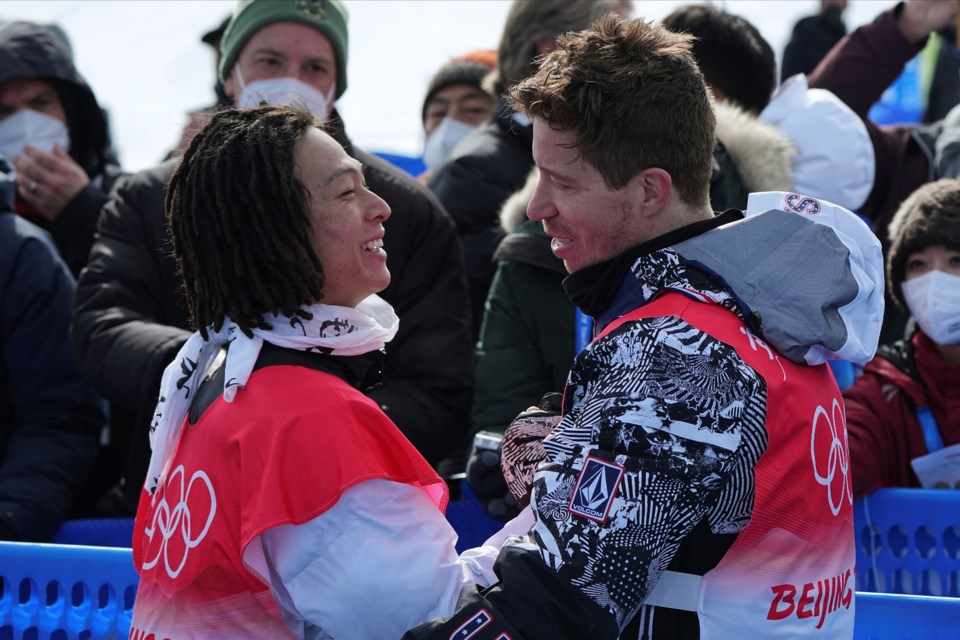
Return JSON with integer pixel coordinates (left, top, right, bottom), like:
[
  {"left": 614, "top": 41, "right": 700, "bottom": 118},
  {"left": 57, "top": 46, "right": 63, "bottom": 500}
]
[{"left": 130, "top": 363, "right": 496, "bottom": 640}]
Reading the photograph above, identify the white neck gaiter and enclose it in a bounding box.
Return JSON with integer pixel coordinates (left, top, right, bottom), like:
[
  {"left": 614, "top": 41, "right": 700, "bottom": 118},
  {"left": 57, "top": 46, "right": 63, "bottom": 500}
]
[{"left": 144, "top": 295, "right": 399, "bottom": 495}]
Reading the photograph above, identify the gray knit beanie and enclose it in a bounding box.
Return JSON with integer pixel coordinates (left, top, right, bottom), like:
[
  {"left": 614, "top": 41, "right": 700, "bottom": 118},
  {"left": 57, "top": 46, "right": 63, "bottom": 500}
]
[{"left": 887, "top": 178, "right": 960, "bottom": 309}]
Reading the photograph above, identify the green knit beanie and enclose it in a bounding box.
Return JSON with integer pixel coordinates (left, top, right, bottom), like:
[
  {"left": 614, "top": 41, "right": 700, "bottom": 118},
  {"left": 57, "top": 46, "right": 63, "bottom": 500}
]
[{"left": 219, "top": 0, "right": 349, "bottom": 99}]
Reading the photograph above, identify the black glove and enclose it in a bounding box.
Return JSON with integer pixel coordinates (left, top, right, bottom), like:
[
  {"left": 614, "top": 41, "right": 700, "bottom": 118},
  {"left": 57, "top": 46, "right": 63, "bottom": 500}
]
[
  {"left": 403, "top": 546, "right": 619, "bottom": 640},
  {"left": 467, "top": 393, "right": 563, "bottom": 520},
  {"left": 466, "top": 434, "right": 519, "bottom": 520}
]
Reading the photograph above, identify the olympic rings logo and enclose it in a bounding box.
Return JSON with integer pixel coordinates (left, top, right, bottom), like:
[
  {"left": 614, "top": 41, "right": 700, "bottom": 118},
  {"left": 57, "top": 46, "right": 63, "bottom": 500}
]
[
  {"left": 142, "top": 465, "right": 217, "bottom": 579},
  {"left": 810, "top": 399, "right": 852, "bottom": 516}
]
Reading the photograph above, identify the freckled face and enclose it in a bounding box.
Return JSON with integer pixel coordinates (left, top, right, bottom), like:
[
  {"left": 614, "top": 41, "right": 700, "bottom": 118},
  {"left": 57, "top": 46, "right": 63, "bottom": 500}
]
[{"left": 526, "top": 119, "right": 650, "bottom": 273}]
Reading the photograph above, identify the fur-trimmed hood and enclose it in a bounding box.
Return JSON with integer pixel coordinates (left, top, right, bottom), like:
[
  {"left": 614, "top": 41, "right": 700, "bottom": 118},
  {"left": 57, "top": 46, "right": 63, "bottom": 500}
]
[
  {"left": 499, "top": 167, "right": 538, "bottom": 233},
  {"left": 714, "top": 101, "right": 795, "bottom": 195}
]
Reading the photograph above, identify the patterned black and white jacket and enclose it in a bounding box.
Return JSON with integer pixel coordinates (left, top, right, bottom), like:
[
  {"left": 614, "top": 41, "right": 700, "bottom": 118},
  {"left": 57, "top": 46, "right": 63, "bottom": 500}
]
[{"left": 405, "top": 194, "right": 883, "bottom": 640}]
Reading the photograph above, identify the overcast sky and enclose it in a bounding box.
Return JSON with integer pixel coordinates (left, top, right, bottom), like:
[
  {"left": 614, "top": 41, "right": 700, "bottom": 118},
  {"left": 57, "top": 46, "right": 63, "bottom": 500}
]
[{"left": 1, "top": 0, "right": 892, "bottom": 173}]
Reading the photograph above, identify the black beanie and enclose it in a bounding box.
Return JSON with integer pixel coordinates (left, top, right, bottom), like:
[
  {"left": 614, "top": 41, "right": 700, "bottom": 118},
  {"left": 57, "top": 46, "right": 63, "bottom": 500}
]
[
  {"left": 887, "top": 178, "right": 960, "bottom": 309},
  {"left": 422, "top": 59, "right": 493, "bottom": 124}
]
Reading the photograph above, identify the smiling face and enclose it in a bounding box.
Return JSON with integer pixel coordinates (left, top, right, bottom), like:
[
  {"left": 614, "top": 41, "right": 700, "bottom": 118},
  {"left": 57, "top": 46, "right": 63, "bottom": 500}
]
[
  {"left": 224, "top": 21, "right": 337, "bottom": 112},
  {"left": 526, "top": 118, "right": 653, "bottom": 273},
  {"left": 294, "top": 128, "right": 391, "bottom": 307}
]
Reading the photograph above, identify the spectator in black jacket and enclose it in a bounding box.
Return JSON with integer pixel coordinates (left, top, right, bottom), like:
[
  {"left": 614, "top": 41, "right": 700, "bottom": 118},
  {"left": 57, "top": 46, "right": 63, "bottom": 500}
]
[
  {"left": 781, "top": 0, "right": 848, "bottom": 82},
  {"left": 73, "top": 0, "right": 473, "bottom": 514},
  {"left": 0, "top": 21, "right": 124, "bottom": 276},
  {"left": 428, "top": 0, "right": 632, "bottom": 341},
  {"left": 0, "top": 156, "right": 105, "bottom": 541}
]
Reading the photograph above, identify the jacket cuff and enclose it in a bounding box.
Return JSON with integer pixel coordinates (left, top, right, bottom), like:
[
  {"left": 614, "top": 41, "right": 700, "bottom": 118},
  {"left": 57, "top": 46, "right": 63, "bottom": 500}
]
[
  {"left": 403, "top": 585, "right": 526, "bottom": 640},
  {"left": 404, "top": 546, "right": 620, "bottom": 640}
]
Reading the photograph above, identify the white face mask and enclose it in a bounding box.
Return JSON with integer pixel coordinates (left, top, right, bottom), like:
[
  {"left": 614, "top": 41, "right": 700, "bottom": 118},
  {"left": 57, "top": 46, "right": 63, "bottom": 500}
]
[
  {"left": 902, "top": 269, "right": 960, "bottom": 345},
  {"left": 234, "top": 64, "right": 335, "bottom": 119},
  {"left": 422, "top": 116, "right": 477, "bottom": 171},
  {"left": 0, "top": 109, "right": 70, "bottom": 162}
]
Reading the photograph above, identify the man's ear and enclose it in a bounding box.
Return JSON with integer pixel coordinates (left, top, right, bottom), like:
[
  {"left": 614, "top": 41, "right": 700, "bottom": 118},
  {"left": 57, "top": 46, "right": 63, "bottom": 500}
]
[{"left": 631, "top": 167, "right": 673, "bottom": 216}]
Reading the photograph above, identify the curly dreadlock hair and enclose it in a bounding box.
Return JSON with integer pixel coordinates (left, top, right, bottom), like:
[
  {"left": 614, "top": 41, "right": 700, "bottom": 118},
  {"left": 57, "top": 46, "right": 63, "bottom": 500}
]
[{"left": 166, "top": 106, "right": 325, "bottom": 338}]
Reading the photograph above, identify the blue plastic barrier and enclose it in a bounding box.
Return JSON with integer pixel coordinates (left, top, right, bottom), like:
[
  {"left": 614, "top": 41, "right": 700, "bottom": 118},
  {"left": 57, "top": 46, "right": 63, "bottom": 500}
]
[
  {"left": 854, "top": 488, "right": 960, "bottom": 596},
  {"left": 1, "top": 525, "right": 958, "bottom": 638},
  {"left": 371, "top": 151, "right": 425, "bottom": 178},
  {"left": 0, "top": 542, "right": 137, "bottom": 639},
  {"left": 445, "top": 481, "right": 504, "bottom": 554},
  {"left": 50, "top": 518, "right": 134, "bottom": 549},
  {"left": 855, "top": 592, "right": 960, "bottom": 639},
  {"left": 49, "top": 480, "right": 501, "bottom": 557}
]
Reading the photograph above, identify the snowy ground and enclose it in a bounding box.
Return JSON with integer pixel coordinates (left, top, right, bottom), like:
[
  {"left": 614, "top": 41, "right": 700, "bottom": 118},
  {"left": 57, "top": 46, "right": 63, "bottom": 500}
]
[{"left": 1, "top": 0, "right": 892, "bottom": 173}]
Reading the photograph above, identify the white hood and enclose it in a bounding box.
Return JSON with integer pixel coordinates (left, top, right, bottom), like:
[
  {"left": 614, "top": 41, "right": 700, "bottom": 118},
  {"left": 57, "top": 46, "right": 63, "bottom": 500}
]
[
  {"left": 670, "top": 192, "right": 884, "bottom": 366},
  {"left": 760, "top": 75, "right": 875, "bottom": 212}
]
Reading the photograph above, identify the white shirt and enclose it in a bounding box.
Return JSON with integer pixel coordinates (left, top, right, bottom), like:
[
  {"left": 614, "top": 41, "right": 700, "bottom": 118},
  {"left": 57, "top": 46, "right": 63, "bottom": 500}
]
[{"left": 242, "top": 479, "right": 534, "bottom": 639}]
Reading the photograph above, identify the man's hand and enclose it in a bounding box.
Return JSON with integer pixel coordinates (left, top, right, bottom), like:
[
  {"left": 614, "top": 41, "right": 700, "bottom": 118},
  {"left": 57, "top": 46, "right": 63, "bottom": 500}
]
[
  {"left": 898, "top": 0, "right": 958, "bottom": 44},
  {"left": 13, "top": 143, "right": 90, "bottom": 222}
]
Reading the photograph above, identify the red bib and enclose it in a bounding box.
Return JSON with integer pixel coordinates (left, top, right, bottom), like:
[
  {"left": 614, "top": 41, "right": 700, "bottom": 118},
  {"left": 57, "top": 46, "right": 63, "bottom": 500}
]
[
  {"left": 130, "top": 365, "right": 447, "bottom": 640},
  {"left": 601, "top": 293, "right": 855, "bottom": 638}
]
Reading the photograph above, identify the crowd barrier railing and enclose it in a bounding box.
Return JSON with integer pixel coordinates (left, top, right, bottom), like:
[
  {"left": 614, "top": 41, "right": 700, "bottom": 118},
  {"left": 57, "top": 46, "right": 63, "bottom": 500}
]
[
  {"left": 854, "top": 487, "right": 960, "bottom": 596},
  {"left": 2, "top": 485, "right": 955, "bottom": 638}
]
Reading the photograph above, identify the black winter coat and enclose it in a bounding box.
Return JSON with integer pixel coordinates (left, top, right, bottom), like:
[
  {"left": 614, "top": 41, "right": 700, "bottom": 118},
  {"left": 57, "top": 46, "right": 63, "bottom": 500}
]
[
  {"left": 73, "top": 112, "right": 473, "bottom": 511},
  {"left": 427, "top": 98, "right": 535, "bottom": 340},
  {"left": 0, "top": 212, "right": 104, "bottom": 540}
]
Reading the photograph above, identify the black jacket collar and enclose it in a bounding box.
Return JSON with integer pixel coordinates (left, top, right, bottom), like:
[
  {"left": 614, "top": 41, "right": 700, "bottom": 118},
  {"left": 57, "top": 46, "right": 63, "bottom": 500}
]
[
  {"left": 563, "top": 209, "right": 742, "bottom": 318},
  {"left": 188, "top": 343, "right": 385, "bottom": 425}
]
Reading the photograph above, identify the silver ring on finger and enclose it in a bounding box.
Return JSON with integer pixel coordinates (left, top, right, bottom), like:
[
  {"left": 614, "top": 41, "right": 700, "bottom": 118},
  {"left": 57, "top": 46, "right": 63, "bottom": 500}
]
[{"left": 28, "top": 179, "right": 38, "bottom": 193}]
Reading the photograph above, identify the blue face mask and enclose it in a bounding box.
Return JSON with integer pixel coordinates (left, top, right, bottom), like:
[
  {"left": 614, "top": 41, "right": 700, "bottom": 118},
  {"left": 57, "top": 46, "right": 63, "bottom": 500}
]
[{"left": 0, "top": 109, "right": 70, "bottom": 162}]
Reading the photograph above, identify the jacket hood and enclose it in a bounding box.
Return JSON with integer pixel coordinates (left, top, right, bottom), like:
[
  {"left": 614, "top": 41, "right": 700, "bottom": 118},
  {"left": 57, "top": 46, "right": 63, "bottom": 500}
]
[
  {"left": 760, "top": 74, "right": 875, "bottom": 211},
  {"left": 714, "top": 100, "right": 794, "bottom": 195},
  {"left": 666, "top": 191, "right": 884, "bottom": 366},
  {"left": 0, "top": 22, "right": 109, "bottom": 177}
]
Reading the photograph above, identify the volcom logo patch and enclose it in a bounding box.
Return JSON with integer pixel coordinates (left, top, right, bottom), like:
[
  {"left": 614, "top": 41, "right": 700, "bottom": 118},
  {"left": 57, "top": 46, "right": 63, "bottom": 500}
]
[
  {"left": 449, "top": 609, "right": 491, "bottom": 640},
  {"left": 568, "top": 455, "right": 624, "bottom": 523}
]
